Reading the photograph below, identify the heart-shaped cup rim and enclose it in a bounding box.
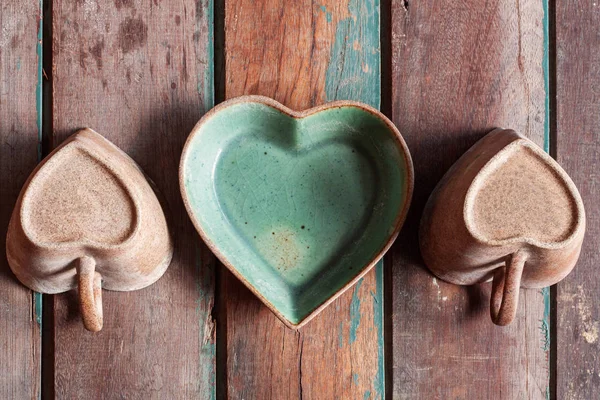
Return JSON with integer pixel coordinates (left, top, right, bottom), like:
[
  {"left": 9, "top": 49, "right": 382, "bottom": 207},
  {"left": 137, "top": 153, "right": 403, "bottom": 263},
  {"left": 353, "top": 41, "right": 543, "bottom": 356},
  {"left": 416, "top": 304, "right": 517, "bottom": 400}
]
[
  {"left": 464, "top": 132, "right": 585, "bottom": 249},
  {"left": 19, "top": 130, "right": 143, "bottom": 251},
  {"left": 179, "top": 95, "right": 414, "bottom": 329}
]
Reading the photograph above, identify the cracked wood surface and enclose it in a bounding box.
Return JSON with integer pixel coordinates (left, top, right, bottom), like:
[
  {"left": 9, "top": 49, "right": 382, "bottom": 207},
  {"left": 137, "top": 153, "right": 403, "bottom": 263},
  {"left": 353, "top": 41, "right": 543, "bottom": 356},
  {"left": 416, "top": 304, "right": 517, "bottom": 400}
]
[
  {"left": 50, "top": 0, "right": 216, "bottom": 397},
  {"left": 390, "top": 0, "right": 550, "bottom": 398},
  {"left": 222, "top": 0, "right": 384, "bottom": 398},
  {"left": 556, "top": 1, "right": 600, "bottom": 398},
  {"left": 0, "top": 1, "right": 41, "bottom": 398}
]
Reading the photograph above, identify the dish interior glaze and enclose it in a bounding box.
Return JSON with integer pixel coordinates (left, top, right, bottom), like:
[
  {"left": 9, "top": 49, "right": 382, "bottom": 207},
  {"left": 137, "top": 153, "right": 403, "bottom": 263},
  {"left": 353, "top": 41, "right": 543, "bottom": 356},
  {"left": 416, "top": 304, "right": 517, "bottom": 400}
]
[{"left": 182, "top": 101, "right": 410, "bottom": 325}]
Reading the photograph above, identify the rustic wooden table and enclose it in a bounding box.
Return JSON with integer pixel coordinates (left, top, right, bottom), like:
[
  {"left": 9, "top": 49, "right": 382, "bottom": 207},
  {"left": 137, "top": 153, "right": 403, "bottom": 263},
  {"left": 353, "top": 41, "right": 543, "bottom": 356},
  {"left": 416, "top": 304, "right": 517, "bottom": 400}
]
[{"left": 1, "top": 0, "right": 597, "bottom": 398}]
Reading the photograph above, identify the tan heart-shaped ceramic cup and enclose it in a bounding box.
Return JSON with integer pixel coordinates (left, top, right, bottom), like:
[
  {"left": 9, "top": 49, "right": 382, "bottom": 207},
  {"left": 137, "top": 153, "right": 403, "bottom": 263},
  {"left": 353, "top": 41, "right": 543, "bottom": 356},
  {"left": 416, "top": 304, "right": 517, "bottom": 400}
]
[
  {"left": 6, "top": 129, "right": 173, "bottom": 332},
  {"left": 420, "top": 128, "right": 585, "bottom": 326}
]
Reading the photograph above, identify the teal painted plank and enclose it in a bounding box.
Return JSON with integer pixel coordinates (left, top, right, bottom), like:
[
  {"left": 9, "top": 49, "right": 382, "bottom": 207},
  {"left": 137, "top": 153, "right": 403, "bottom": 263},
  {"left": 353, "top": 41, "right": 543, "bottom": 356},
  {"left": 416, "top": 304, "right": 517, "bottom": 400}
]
[
  {"left": 542, "top": 0, "right": 550, "bottom": 154},
  {"left": 325, "top": 0, "right": 380, "bottom": 109},
  {"left": 35, "top": 0, "right": 43, "bottom": 330},
  {"left": 201, "top": 1, "right": 216, "bottom": 399},
  {"left": 325, "top": 1, "right": 384, "bottom": 398},
  {"left": 373, "top": 261, "right": 384, "bottom": 399},
  {"left": 349, "top": 280, "right": 364, "bottom": 345},
  {"left": 197, "top": 247, "right": 216, "bottom": 400},
  {"left": 203, "top": 0, "right": 215, "bottom": 107},
  {"left": 35, "top": 0, "right": 45, "bottom": 396},
  {"left": 541, "top": 2, "right": 551, "bottom": 399}
]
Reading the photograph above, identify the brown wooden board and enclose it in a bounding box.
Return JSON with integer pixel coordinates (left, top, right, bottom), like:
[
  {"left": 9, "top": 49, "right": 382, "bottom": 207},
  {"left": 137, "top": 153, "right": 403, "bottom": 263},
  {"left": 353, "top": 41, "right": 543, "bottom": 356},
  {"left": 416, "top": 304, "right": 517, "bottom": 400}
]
[
  {"left": 222, "top": 0, "right": 385, "bottom": 398},
  {"left": 390, "top": 0, "right": 550, "bottom": 398},
  {"left": 0, "top": 0, "right": 42, "bottom": 398},
  {"left": 555, "top": 2, "right": 600, "bottom": 398},
  {"left": 50, "top": 0, "right": 215, "bottom": 397}
]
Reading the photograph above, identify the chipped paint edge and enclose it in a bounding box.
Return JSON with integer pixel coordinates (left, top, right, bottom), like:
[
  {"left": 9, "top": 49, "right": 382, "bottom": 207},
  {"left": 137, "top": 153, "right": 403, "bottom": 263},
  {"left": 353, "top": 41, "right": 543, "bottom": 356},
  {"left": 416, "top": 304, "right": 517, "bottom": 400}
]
[
  {"left": 201, "top": 0, "right": 216, "bottom": 398},
  {"left": 35, "top": 0, "right": 43, "bottom": 398},
  {"left": 197, "top": 248, "right": 216, "bottom": 400},
  {"left": 204, "top": 0, "right": 215, "bottom": 109},
  {"left": 542, "top": 0, "right": 551, "bottom": 398},
  {"left": 373, "top": 261, "right": 384, "bottom": 399},
  {"left": 324, "top": 0, "right": 384, "bottom": 398},
  {"left": 34, "top": 0, "right": 43, "bottom": 328},
  {"left": 349, "top": 280, "right": 364, "bottom": 345}
]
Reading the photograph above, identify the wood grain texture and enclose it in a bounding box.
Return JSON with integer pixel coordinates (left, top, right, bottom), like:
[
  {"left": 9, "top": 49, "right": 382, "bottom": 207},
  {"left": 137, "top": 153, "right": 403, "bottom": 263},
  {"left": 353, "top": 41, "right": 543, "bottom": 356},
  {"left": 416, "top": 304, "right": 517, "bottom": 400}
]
[
  {"left": 223, "top": 0, "right": 384, "bottom": 398},
  {"left": 0, "top": 0, "right": 42, "bottom": 398},
  {"left": 51, "top": 0, "right": 216, "bottom": 397},
  {"left": 390, "top": 0, "right": 549, "bottom": 398},
  {"left": 555, "top": 1, "right": 600, "bottom": 398}
]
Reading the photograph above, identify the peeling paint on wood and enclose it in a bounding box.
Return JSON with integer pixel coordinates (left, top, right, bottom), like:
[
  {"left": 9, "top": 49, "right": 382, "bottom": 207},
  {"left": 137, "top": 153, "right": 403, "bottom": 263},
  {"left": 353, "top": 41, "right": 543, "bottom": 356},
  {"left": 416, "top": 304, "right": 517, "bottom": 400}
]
[
  {"left": 373, "top": 261, "right": 384, "bottom": 399},
  {"left": 325, "top": 0, "right": 379, "bottom": 108},
  {"left": 223, "top": 0, "right": 383, "bottom": 398},
  {"left": 35, "top": 0, "right": 44, "bottom": 330},
  {"left": 349, "top": 279, "right": 364, "bottom": 345}
]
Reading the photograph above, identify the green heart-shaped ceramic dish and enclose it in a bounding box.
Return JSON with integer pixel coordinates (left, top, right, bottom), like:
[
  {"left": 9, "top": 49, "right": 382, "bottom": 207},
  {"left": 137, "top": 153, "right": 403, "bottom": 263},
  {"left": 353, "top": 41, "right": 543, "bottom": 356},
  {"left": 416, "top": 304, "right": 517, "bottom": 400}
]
[{"left": 180, "top": 96, "right": 413, "bottom": 328}]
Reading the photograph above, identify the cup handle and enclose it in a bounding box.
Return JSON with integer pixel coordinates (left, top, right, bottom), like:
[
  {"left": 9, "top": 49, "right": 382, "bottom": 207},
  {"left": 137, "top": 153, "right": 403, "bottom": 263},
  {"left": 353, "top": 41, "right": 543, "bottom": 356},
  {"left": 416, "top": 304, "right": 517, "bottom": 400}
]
[
  {"left": 77, "top": 256, "right": 103, "bottom": 332},
  {"left": 490, "top": 250, "right": 526, "bottom": 326}
]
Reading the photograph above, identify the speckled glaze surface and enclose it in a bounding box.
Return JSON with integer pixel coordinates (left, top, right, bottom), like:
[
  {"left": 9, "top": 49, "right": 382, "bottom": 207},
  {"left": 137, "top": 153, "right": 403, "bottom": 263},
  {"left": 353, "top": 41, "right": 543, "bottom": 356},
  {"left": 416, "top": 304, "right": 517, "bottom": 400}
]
[
  {"left": 180, "top": 95, "right": 413, "bottom": 328},
  {"left": 420, "top": 128, "right": 585, "bottom": 326},
  {"left": 6, "top": 128, "right": 173, "bottom": 331}
]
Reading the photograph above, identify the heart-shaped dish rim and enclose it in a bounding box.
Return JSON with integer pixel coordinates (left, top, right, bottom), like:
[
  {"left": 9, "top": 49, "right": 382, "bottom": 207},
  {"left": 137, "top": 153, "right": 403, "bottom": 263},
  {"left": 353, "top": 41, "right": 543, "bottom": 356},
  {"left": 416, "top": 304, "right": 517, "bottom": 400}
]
[
  {"left": 179, "top": 95, "right": 414, "bottom": 329},
  {"left": 464, "top": 132, "right": 585, "bottom": 249}
]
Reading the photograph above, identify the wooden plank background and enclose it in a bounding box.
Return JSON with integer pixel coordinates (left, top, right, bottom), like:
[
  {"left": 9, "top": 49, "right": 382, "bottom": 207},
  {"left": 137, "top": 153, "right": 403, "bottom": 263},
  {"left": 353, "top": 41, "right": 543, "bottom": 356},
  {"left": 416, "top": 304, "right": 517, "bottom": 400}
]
[
  {"left": 389, "top": 0, "right": 550, "bottom": 398},
  {"left": 0, "top": 0, "right": 598, "bottom": 398},
  {"left": 556, "top": 1, "right": 600, "bottom": 398},
  {"left": 50, "top": 0, "right": 216, "bottom": 398},
  {"left": 0, "top": 0, "right": 42, "bottom": 398}
]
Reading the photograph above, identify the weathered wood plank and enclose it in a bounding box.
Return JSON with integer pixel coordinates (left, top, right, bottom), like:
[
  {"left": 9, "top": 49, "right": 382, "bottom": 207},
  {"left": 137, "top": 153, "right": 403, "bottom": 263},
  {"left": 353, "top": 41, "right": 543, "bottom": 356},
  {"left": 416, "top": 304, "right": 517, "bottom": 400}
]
[
  {"left": 390, "top": 0, "right": 549, "bottom": 398},
  {"left": 223, "top": 0, "right": 384, "bottom": 398},
  {"left": 555, "top": 2, "right": 600, "bottom": 398},
  {"left": 0, "top": 0, "right": 42, "bottom": 398},
  {"left": 51, "top": 0, "right": 215, "bottom": 397}
]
